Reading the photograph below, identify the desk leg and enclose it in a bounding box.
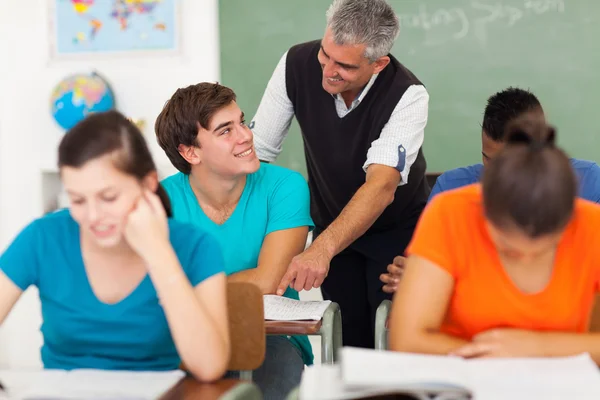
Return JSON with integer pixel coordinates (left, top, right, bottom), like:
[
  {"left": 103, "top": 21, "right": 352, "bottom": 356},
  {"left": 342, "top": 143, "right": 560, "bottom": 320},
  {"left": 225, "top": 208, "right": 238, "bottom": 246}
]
[
  {"left": 285, "top": 386, "right": 300, "bottom": 400},
  {"left": 220, "top": 382, "right": 263, "bottom": 400},
  {"left": 319, "top": 302, "right": 342, "bottom": 364},
  {"left": 375, "top": 299, "right": 392, "bottom": 350},
  {"left": 239, "top": 370, "right": 253, "bottom": 381}
]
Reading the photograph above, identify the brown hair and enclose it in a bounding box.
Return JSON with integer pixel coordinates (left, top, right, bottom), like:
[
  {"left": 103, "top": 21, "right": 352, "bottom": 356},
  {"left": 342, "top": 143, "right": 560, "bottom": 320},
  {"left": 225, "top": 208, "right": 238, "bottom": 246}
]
[
  {"left": 58, "top": 110, "right": 172, "bottom": 217},
  {"left": 482, "top": 114, "right": 576, "bottom": 237},
  {"left": 154, "top": 82, "right": 237, "bottom": 174}
]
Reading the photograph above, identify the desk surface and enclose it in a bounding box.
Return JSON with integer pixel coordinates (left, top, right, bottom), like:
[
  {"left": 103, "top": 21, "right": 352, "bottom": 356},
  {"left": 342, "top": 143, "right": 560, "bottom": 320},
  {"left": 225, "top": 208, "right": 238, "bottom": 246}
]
[{"left": 160, "top": 378, "right": 256, "bottom": 400}]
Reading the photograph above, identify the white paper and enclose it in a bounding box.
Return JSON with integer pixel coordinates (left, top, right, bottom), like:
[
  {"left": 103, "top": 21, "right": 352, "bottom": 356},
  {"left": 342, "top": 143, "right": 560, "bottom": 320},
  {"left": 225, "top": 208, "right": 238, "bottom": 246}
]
[
  {"left": 263, "top": 295, "right": 331, "bottom": 321},
  {"left": 466, "top": 354, "right": 600, "bottom": 399},
  {"left": 0, "top": 369, "right": 185, "bottom": 400},
  {"left": 300, "top": 347, "right": 600, "bottom": 400},
  {"left": 300, "top": 363, "right": 466, "bottom": 400},
  {"left": 341, "top": 347, "right": 469, "bottom": 391}
]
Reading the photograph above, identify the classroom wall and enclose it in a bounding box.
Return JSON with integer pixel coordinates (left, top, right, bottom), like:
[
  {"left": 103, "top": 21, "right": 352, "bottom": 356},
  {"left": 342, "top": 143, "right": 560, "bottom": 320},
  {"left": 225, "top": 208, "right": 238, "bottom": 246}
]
[{"left": 0, "top": 0, "right": 220, "bottom": 368}]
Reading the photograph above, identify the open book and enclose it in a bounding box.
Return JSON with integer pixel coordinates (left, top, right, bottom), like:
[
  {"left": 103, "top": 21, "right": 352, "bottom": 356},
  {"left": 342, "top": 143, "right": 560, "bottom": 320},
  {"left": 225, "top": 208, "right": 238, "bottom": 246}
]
[
  {"left": 0, "top": 368, "right": 184, "bottom": 399},
  {"left": 299, "top": 347, "right": 600, "bottom": 400},
  {"left": 263, "top": 295, "right": 331, "bottom": 321}
]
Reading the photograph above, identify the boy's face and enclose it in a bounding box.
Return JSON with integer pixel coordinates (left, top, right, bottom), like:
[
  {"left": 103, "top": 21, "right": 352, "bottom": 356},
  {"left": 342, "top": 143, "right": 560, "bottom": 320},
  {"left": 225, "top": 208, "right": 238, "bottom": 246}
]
[
  {"left": 481, "top": 132, "right": 505, "bottom": 167},
  {"left": 195, "top": 101, "right": 260, "bottom": 178}
]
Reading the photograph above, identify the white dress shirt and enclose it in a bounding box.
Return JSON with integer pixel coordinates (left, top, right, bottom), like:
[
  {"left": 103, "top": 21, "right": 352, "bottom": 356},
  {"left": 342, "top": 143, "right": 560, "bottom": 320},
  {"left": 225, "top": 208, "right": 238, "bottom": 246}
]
[{"left": 251, "top": 51, "right": 429, "bottom": 185}]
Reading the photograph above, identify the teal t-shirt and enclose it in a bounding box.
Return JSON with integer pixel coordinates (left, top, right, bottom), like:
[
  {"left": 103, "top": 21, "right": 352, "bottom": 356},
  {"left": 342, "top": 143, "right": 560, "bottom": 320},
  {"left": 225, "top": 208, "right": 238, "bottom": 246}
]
[
  {"left": 161, "top": 163, "right": 315, "bottom": 365},
  {"left": 0, "top": 209, "right": 224, "bottom": 371}
]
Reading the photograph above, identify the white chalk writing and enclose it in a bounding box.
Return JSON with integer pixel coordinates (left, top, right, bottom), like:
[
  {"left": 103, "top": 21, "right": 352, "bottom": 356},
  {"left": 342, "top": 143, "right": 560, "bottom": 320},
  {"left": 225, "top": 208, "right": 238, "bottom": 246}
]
[{"left": 396, "top": 0, "right": 565, "bottom": 47}]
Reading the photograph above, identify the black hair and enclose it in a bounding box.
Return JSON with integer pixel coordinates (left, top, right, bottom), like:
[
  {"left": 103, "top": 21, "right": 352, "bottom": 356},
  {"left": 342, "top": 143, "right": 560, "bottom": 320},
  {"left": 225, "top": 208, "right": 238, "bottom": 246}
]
[{"left": 482, "top": 87, "right": 543, "bottom": 141}]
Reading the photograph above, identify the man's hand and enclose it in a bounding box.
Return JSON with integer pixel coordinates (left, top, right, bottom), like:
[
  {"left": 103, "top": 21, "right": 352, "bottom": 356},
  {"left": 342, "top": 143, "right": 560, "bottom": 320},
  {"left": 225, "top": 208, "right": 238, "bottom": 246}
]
[
  {"left": 380, "top": 255, "right": 406, "bottom": 293},
  {"left": 450, "top": 329, "right": 547, "bottom": 359},
  {"left": 276, "top": 244, "right": 332, "bottom": 295}
]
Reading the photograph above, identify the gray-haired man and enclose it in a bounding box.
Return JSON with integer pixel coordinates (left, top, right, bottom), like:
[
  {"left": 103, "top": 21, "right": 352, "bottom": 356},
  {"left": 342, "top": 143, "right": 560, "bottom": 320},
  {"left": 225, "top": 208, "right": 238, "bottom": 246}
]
[{"left": 252, "top": 0, "right": 430, "bottom": 348}]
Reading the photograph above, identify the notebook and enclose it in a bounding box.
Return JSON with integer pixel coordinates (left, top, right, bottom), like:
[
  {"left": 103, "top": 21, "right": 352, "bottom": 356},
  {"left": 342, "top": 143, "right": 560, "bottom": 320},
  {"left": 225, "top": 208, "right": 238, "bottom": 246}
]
[
  {"left": 0, "top": 368, "right": 184, "bottom": 399},
  {"left": 299, "top": 347, "right": 600, "bottom": 400},
  {"left": 263, "top": 295, "right": 331, "bottom": 321}
]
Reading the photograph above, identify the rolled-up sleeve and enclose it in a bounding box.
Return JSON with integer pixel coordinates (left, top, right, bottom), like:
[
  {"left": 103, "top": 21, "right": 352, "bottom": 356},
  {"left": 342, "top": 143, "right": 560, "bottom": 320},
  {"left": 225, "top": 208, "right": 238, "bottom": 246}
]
[
  {"left": 362, "top": 85, "right": 429, "bottom": 185},
  {"left": 251, "top": 51, "right": 296, "bottom": 163}
]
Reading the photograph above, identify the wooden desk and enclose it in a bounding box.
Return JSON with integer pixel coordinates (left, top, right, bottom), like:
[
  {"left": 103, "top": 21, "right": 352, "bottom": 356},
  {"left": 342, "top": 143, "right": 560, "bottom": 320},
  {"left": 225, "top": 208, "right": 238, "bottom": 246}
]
[
  {"left": 160, "top": 378, "right": 261, "bottom": 400},
  {"left": 263, "top": 302, "right": 343, "bottom": 364},
  {"left": 265, "top": 320, "right": 322, "bottom": 335}
]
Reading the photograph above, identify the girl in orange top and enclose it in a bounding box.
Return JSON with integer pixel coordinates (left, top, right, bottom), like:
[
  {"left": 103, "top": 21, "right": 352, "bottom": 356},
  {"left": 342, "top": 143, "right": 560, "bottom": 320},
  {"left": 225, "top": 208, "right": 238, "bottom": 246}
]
[{"left": 389, "top": 115, "right": 600, "bottom": 362}]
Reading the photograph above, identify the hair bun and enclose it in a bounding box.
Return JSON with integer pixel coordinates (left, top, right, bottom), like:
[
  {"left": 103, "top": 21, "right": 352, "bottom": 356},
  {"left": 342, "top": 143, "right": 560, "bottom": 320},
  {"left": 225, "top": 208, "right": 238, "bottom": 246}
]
[{"left": 504, "top": 112, "right": 556, "bottom": 151}]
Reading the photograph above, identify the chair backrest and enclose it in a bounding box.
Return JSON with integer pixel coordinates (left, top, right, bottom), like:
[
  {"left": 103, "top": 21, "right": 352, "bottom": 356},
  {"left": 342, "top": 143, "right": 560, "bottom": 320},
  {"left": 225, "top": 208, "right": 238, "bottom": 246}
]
[
  {"left": 426, "top": 172, "right": 441, "bottom": 189},
  {"left": 227, "top": 282, "right": 266, "bottom": 371}
]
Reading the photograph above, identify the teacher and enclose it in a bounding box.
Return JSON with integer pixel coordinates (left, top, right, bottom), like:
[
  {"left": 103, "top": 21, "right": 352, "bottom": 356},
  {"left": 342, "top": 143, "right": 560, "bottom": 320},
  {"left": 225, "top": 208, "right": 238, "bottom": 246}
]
[{"left": 251, "top": 0, "right": 430, "bottom": 348}]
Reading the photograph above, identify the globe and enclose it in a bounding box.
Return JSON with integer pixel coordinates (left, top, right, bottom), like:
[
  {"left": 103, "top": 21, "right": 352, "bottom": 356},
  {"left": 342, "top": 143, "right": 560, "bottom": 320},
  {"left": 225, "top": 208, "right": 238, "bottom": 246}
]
[{"left": 50, "top": 72, "right": 115, "bottom": 130}]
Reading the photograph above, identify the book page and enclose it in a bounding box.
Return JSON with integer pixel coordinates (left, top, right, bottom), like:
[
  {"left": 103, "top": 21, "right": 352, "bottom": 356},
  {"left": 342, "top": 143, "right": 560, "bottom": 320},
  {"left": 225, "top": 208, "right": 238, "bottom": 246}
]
[
  {"left": 341, "top": 347, "right": 470, "bottom": 392},
  {"left": 466, "top": 354, "right": 600, "bottom": 400},
  {"left": 300, "top": 363, "right": 467, "bottom": 400},
  {"left": 338, "top": 347, "right": 600, "bottom": 400},
  {"left": 263, "top": 295, "right": 331, "bottom": 321},
  {"left": 0, "top": 369, "right": 184, "bottom": 399}
]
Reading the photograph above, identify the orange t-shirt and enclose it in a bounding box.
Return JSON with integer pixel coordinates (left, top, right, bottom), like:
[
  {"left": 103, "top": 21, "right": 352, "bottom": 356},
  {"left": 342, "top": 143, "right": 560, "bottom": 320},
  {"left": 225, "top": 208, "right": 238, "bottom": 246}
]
[{"left": 406, "top": 184, "right": 600, "bottom": 340}]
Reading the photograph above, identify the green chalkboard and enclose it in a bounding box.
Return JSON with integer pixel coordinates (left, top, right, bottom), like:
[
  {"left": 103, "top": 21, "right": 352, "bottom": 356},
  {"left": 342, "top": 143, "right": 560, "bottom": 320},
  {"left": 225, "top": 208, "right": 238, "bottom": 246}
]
[{"left": 220, "top": 0, "right": 599, "bottom": 176}]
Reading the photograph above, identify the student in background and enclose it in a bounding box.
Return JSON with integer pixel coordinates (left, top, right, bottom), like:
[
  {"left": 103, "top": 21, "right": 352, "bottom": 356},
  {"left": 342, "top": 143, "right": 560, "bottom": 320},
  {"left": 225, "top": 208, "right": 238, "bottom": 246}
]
[
  {"left": 0, "top": 111, "right": 229, "bottom": 381},
  {"left": 380, "top": 87, "right": 600, "bottom": 293},
  {"left": 155, "top": 82, "right": 314, "bottom": 400},
  {"left": 389, "top": 115, "right": 600, "bottom": 363},
  {"left": 429, "top": 87, "right": 600, "bottom": 202}
]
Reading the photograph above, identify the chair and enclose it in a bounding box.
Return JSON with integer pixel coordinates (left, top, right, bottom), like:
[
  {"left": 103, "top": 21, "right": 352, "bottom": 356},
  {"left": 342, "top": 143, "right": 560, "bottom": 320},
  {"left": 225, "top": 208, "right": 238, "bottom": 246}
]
[
  {"left": 159, "top": 378, "right": 262, "bottom": 400},
  {"left": 426, "top": 172, "right": 441, "bottom": 190},
  {"left": 181, "top": 282, "right": 266, "bottom": 381},
  {"left": 227, "top": 282, "right": 266, "bottom": 380},
  {"left": 374, "top": 300, "right": 392, "bottom": 350},
  {"left": 285, "top": 386, "right": 300, "bottom": 400},
  {"left": 264, "top": 302, "right": 343, "bottom": 364},
  {"left": 219, "top": 381, "right": 263, "bottom": 400}
]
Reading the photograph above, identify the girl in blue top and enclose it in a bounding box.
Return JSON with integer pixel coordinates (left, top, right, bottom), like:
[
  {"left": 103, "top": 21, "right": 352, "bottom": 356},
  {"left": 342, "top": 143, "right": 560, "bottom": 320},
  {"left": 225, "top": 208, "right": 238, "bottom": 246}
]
[
  {"left": 0, "top": 111, "right": 229, "bottom": 381},
  {"left": 155, "top": 82, "right": 314, "bottom": 400}
]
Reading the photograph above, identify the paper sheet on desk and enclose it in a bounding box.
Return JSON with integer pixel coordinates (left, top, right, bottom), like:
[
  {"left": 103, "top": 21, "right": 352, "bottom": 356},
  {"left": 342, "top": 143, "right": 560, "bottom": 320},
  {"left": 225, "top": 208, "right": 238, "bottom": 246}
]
[
  {"left": 0, "top": 369, "right": 185, "bottom": 400},
  {"left": 340, "top": 347, "right": 600, "bottom": 400},
  {"left": 263, "top": 295, "right": 331, "bottom": 321},
  {"left": 299, "top": 364, "right": 455, "bottom": 400}
]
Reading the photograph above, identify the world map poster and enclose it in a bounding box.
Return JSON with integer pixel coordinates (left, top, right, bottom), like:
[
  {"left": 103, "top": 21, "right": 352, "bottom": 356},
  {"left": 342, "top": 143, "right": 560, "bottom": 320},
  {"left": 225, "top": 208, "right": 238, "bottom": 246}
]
[{"left": 51, "top": 0, "right": 178, "bottom": 57}]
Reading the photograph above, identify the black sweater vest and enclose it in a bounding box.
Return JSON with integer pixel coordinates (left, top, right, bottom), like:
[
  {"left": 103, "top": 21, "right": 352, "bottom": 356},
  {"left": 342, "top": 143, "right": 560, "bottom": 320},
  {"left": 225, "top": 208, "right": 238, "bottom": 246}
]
[{"left": 286, "top": 40, "right": 429, "bottom": 234}]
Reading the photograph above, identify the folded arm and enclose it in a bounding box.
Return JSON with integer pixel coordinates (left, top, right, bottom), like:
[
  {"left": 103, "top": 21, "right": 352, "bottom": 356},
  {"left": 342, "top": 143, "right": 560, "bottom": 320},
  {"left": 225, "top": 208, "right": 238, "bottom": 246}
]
[
  {"left": 537, "top": 333, "right": 600, "bottom": 364},
  {"left": 453, "top": 328, "right": 600, "bottom": 365},
  {"left": 149, "top": 248, "right": 230, "bottom": 382},
  {"left": 389, "top": 255, "right": 467, "bottom": 354},
  {"left": 228, "top": 226, "right": 309, "bottom": 294}
]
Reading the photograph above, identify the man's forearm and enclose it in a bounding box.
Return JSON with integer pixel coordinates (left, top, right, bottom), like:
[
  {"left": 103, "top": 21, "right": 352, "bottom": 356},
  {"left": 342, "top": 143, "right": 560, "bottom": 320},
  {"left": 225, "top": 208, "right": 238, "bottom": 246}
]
[{"left": 312, "top": 180, "right": 396, "bottom": 258}]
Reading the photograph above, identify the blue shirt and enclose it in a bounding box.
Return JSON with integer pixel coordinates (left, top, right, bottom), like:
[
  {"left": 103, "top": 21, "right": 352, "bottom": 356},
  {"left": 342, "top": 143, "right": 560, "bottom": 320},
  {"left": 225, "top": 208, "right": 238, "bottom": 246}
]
[
  {"left": 162, "top": 163, "right": 315, "bottom": 364},
  {"left": 0, "top": 209, "right": 224, "bottom": 371},
  {"left": 429, "top": 159, "right": 600, "bottom": 203}
]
